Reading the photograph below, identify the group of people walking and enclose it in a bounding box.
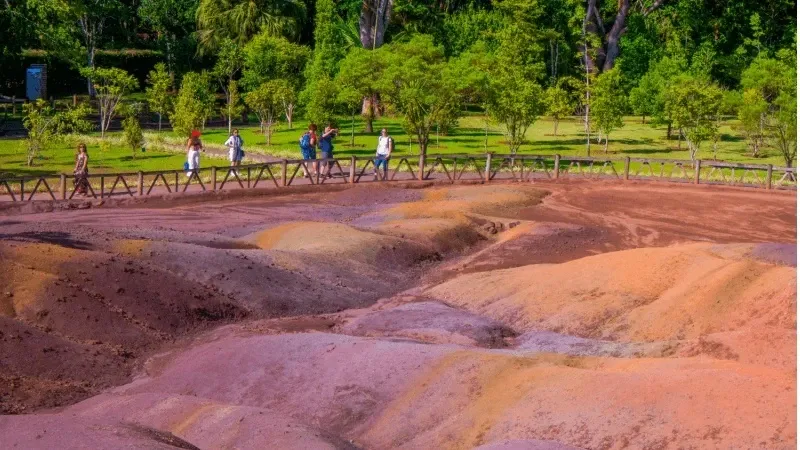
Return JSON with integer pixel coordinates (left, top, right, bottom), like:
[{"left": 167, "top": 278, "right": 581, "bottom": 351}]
[
  {"left": 184, "top": 123, "right": 395, "bottom": 180},
  {"left": 68, "top": 123, "right": 395, "bottom": 199},
  {"left": 298, "top": 123, "right": 394, "bottom": 180}
]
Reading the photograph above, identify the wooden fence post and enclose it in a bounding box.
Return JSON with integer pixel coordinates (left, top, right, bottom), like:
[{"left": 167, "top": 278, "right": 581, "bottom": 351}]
[
  {"left": 766, "top": 165, "right": 773, "bottom": 189},
  {"left": 211, "top": 167, "right": 217, "bottom": 191},
  {"left": 281, "top": 160, "right": 288, "bottom": 186},
  {"left": 59, "top": 174, "right": 66, "bottom": 200},
  {"left": 137, "top": 171, "right": 144, "bottom": 196},
  {"left": 11, "top": 96, "right": 16, "bottom": 115},
  {"left": 99, "top": 175, "right": 105, "bottom": 199},
  {"left": 73, "top": 94, "right": 77, "bottom": 107},
  {"left": 694, "top": 159, "right": 701, "bottom": 184},
  {"left": 349, "top": 156, "right": 356, "bottom": 183},
  {"left": 314, "top": 160, "right": 320, "bottom": 184},
  {"left": 418, "top": 153, "right": 426, "bottom": 180},
  {"left": 484, "top": 153, "right": 492, "bottom": 182},
  {"left": 554, "top": 154, "right": 561, "bottom": 179},
  {"left": 624, "top": 157, "right": 630, "bottom": 181}
]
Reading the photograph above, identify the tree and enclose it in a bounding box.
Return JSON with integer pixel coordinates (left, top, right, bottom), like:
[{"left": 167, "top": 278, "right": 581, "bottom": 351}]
[
  {"left": 138, "top": 0, "right": 198, "bottom": 75},
  {"left": 242, "top": 33, "right": 310, "bottom": 128},
  {"left": 483, "top": 0, "right": 546, "bottom": 154},
  {"left": 81, "top": 67, "right": 138, "bottom": 138},
  {"left": 738, "top": 89, "right": 768, "bottom": 157},
  {"left": 580, "top": 0, "right": 667, "bottom": 74},
  {"left": 591, "top": 67, "right": 627, "bottom": 152},
  {"left": 378, "top": 35, "right": 460, "bottom": 155},
  {"left": 629, "top": 72, "right": 659, "bottom": 123},
  {"left": 196, "top": 0, "right": 306, "bottom": 53},
  {"left": 22, "top": 99, "right": 92, "bottom": 166},
  {"left": 665, "top": 75, "right": 723, "bottom": 161},
  {"left": 302, "top": 0, "right": 346, "bottom": 124},
  {"left": 171, "top": 72, "right": 212, "bottom": 137},
  {"left": 740, "top": 54, "right": 796, "bottom": 165},
  {"left": 304, "top": 76, "right": 339, "bottom": 126},
  {"left": 242, "top": 34, "right": 310, "bottom": 89},
  {"left": 145, "top": 63, "right": 172, "bottom": 132},
  {"left": 637, "top": 53, "right": 688, "bottom": 140},
  {"left": 486, "top": 70, "right": 543, "bottom": 154},
  {"left": 121, "top": 103, "right": 144, "bottom": 159},
  {"left": 335, "top": 47, "right": 385, "bottom": 132},
  {"left": 544, "top": 81, "right": 575, "bottom": 136},
  {"left": 223, "top": 80, "right": 245, "bottom": 135},
  {"left": 213, "top": 39, "right": 244, "bottom": 134},
  {"left": 245, "top": 81, "right": 281, "bottom": 145},
  {"left": 272, "top": 78, "right": 298, "bottom": 130},
  {"left": 337, "top": 85, "right": 363, "bottom": 145}
]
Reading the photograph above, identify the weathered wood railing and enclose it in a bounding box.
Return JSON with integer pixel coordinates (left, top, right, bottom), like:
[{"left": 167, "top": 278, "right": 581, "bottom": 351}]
[{"left": 1, "top": 154, "right": 795, "bottom": 202}]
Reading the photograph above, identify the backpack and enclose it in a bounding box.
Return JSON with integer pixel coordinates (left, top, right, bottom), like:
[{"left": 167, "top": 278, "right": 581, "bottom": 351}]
[{"left": 299, "top": 132, "right": 312, "bottom": 151}]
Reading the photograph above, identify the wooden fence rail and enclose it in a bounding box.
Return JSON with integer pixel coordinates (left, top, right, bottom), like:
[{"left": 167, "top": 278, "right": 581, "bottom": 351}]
[{"left": 1, "top": 154, "right": 795, "bottom": 203}]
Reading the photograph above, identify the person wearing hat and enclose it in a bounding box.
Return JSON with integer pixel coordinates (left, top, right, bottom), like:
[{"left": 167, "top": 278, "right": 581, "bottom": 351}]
[{"left": 186, "top": 130, "right": 204, "bottom": 176}]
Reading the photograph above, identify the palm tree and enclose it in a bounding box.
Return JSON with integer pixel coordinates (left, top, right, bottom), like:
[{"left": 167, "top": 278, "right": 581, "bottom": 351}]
[{"left": 196, "top": 0, "right": 306, "bottom": 53}]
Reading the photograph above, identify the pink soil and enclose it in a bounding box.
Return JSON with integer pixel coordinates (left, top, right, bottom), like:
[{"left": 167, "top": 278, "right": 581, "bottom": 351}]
[{"left": 0, "top": 180, "right": 795, "bottom": 449}]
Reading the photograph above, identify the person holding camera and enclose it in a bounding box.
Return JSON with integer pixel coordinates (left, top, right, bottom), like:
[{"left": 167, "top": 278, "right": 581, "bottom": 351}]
[{"left": 319, "top": 122, "right": 338, "bottom": 178}]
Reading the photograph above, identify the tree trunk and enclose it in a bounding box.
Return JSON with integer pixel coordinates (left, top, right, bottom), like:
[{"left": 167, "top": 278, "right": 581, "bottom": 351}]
[
  {"left": 484, "top": 120, "right": 488, "bottom": 151},
  {"left": 362, "top": 94, "right": 378, "bottom": 132},
  {"left": 287, "top": 104, "right": 294, "bottom": 130},
  {"left": 417, "top": 132, "right": 428, "bottom": 156},
  {"left": 641, "top": 115, "right": 645, "bottom": 124},
  {"left": 666, "top": 122, "right": 672, "bottom": 139},
  {"left": 604, "top": 134, "right": 608, "bottom": 153},
  {"left": 360, "top": 0, "right": 393, "bottom": 49},
  {"left": 581, "top": 0, "right": 665, "bottom": 73},
  {"left": 350, "top": 111, "right": 356, "bottom": 145},
  {"left": 553, "top": 118, "right": 559, "bottom": 136},
  {"left": 158, "top": 112, "right": 162, "bottom": 132},
  {"left": 602, "top": 0, "right": 630, "bottom": 72}
]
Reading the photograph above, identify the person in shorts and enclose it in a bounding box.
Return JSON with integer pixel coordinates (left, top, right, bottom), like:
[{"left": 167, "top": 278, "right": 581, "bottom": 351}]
[
  {"left": 299, "top": 123, "right": 318, "bottom": 178},
  {"left": 224, "top": 128, "right": 244, "bottom": 175},
  {"left": 374, "top": 128, "right": 393, "bottom": 180},
  {"left": 319, "top": 123, "right": 339, "bottom": 178}
]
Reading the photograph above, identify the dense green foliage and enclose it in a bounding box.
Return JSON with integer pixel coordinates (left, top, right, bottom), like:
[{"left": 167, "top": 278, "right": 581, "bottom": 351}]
[{"left": 1, "top": 0, "right": 795, "bottom": 167}]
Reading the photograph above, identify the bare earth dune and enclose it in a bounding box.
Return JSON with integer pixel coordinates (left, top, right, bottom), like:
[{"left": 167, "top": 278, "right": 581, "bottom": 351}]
[{"left": 0, "top": 180, "right": 795, "bottom": 449}]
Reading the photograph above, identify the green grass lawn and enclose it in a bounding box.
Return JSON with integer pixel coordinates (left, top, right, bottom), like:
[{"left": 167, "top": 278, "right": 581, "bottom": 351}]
[{"left": 0, "top": 115, "right": 788, "bottom": 178}]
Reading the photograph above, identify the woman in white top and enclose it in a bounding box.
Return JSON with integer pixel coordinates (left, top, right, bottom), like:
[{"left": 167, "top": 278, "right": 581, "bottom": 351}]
[
  {"left": 224, "top": 129, "right": 244, "bottom": 172},
  {"left": 374, "top": 128, "right": 393, "bottom": 180},
  {"left": 186, "top": 130, "right": 203, "bottom": 176}
]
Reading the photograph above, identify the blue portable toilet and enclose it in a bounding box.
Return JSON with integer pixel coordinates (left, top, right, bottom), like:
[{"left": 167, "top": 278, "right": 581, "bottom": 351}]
[{"left": 26, "top": 64, "right": 47, "bottom": 101}]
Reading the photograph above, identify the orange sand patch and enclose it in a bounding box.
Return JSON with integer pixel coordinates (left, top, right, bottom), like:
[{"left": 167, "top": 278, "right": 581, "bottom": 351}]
[
  {"left": 426, "top": 243, "right": 796, "bottom": 342},
  {"left": 0, "top": 243, "right": 81, "bottom": 316},
  {"left": 386, "top": 185, "right": 546, "bottom": 221},
  {"left": 359, "top": 350, "right": 795, "bottom": 450},
  {"left": 112, "top": 239, "right": 151, "bottom": 257}
]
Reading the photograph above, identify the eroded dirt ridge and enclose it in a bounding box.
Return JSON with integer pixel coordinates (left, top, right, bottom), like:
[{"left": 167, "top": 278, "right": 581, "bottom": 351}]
[{"left": 0, "top": 182, "right": 796, "bottom": 450}]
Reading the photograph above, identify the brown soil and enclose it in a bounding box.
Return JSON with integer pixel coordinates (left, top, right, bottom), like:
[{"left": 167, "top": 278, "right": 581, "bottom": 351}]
[{"left": 0, "top": 181, "right": 795, "bottom": 449}]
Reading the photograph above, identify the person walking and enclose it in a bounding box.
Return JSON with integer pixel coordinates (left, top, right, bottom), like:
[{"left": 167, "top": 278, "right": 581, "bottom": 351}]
[
  {"left": 73, "top": 143, "right": 90, "bottom": 197},
  {"left": 319, "top": 123, "right": 338, "bottom": 178},
  {"left": 374, "top": 128, "right": 393, "bottom": 181},
  {"left": 299, "top": 123, "right": 318, "bottom": 178},
  {"left": 224, "top": 128, "right": 244, "bottom": 175},
  {"left": 186, "top": 130, "right": 203, "bottom": 177}
]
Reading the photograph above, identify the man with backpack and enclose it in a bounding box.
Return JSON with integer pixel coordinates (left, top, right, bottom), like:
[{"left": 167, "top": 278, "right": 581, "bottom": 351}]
[
  {"left": 374, "top": 128, "right": 393, "bottom": 181},
  {"left": 299, "top": 123, "right": 318, "bottom": 178}
]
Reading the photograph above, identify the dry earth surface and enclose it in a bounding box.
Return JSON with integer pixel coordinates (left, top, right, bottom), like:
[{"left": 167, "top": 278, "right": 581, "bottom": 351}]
[{"left": 0, "top": 180, "right": 796, "bottom": 450}]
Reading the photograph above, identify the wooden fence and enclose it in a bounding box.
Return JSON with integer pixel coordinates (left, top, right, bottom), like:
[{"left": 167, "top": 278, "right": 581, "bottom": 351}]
[{"left": 1, "top": 154, "right": 796, "bottom": 202}]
